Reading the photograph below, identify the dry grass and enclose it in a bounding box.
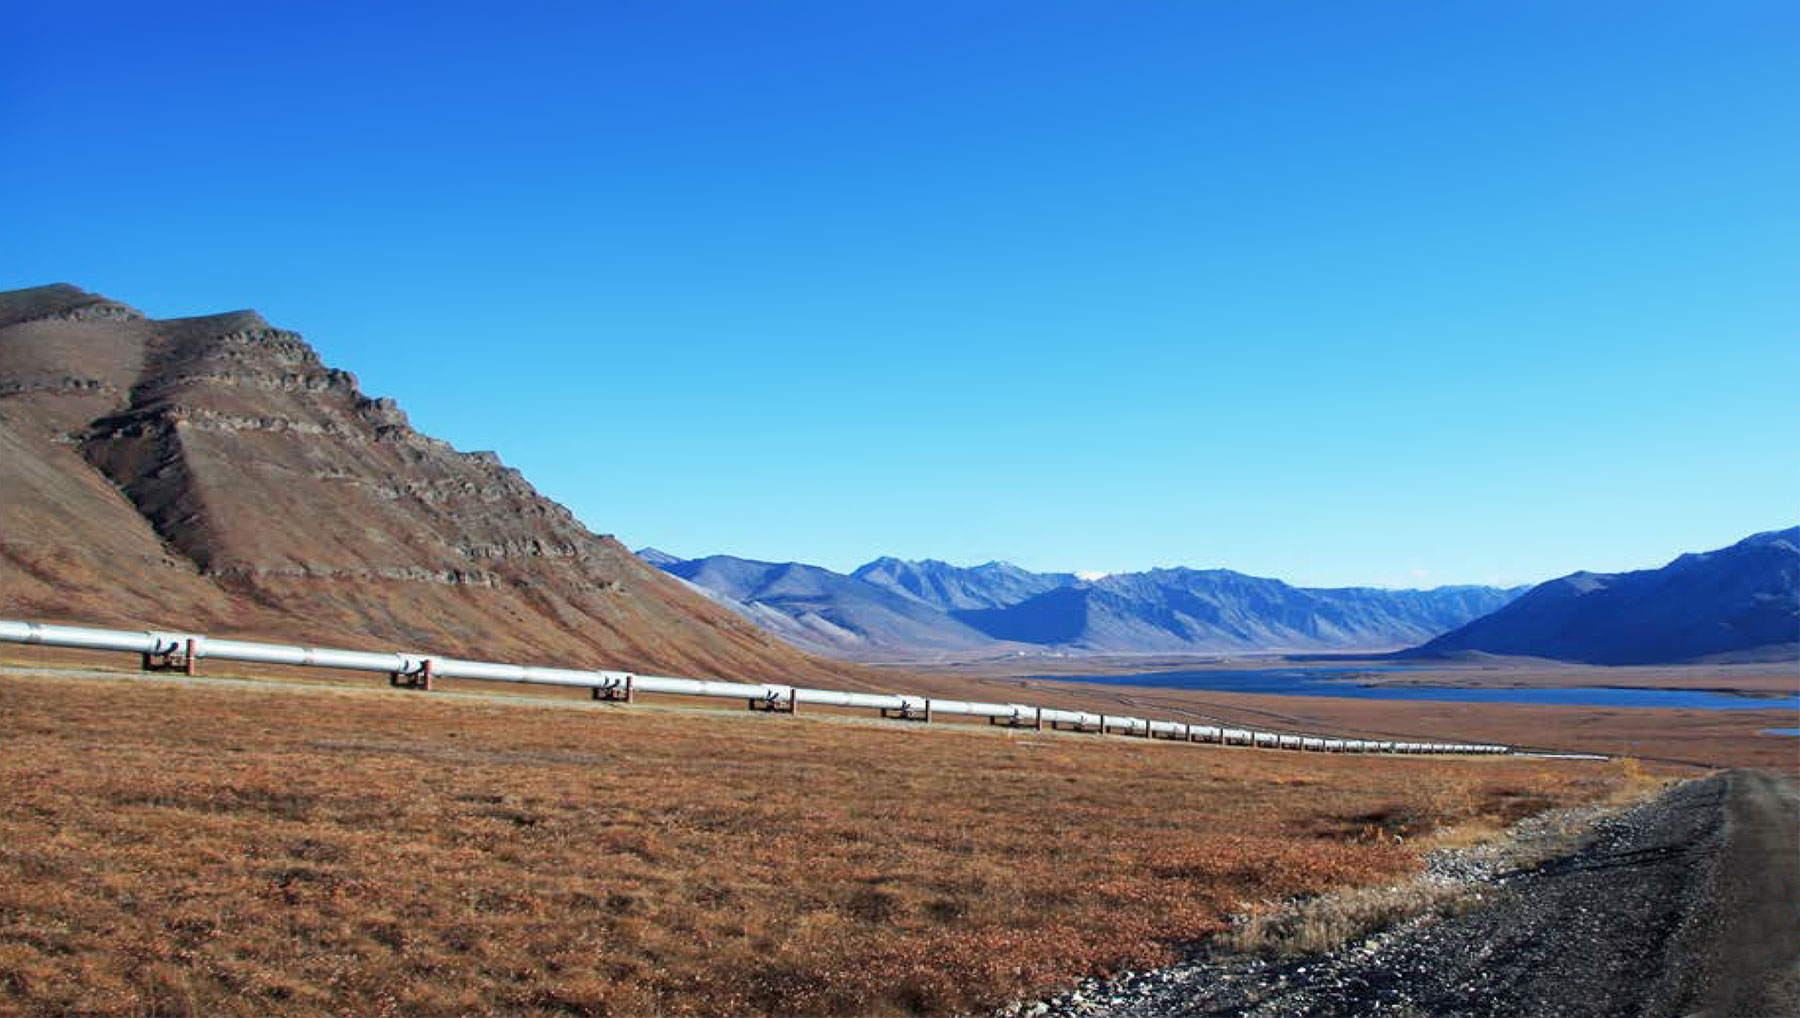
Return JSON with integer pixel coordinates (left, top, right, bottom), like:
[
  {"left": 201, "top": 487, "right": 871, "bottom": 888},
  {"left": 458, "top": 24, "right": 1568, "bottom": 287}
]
[
  {"left": 1, "top": 669, "right": 1638, "bottom": 1016},
  {"left": 1218, "top": 757, "right": 1674, "bottom": 957},
  {"left": 1217, "top": 879, "right": 1481, "bottom": 956}
]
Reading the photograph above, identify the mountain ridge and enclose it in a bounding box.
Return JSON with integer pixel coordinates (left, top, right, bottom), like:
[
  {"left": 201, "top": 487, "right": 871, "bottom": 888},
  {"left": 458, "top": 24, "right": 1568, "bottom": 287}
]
[
  {"left": 639, "top": 550, "right": 1527, "bottom": 659},
  {"left": 1404, "top": 527, "right": 1800, "bottom": 664},
  {"left": 851, "top": 556, "right": 1078, "bottom": 612},
  {"left": 953, "top": 566, "right": 1528, "bottom": 653},
  {"left": 660, "top": 555, "right": 1004, "bottom": 657},
  {"left": 0, "top": 283, "right": 871, "bottom": 686}
]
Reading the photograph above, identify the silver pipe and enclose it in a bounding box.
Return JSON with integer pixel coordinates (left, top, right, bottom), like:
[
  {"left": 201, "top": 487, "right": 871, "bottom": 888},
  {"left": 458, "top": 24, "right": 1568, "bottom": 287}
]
[{"left": 0, "top": 620, "right": 1510, "bottom": 755}]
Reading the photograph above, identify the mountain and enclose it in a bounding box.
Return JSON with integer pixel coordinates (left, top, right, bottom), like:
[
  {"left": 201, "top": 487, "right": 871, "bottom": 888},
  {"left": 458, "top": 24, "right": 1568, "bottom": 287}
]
[
  {"left": 953, "top": 569, "right": 1527, "bottom": 653},
  {"left": 850, "top": 557, "right": 1076, "bottom": 611},
  {"left": 1405, "top": 528, "right": 1800, "bottom": 664},
  {"left": 0, "top": 283, "right": 864, "bottom": 685},
  {"left": 658, "top": 555, "right": 1001, "bottom": 657},
  {"left": 634, "top": 547, "right": 685, "bottom": 568},
  {"left": 641, "top": 548, "right": 1525, "bottom": 658}
]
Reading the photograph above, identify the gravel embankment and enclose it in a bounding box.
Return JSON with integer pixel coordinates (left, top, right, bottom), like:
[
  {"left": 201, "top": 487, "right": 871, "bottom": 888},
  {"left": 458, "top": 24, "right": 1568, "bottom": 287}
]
[{"left": 998, "top": 771, "right": 1797, "bottom": 1018}]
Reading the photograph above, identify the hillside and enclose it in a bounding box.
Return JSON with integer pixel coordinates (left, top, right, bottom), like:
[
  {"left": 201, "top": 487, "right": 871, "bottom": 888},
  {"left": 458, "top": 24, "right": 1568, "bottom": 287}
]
[
  {"left": 0, "top": 283, "right": 864, "bottom": 685},
  {"left": 1405, "top": 527, "right": 1800, "bottom": 665}
]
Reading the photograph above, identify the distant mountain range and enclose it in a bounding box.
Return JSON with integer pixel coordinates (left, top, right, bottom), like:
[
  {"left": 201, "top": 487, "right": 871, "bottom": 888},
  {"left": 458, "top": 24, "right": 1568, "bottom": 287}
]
[
  {"left": 656, "top": 555, "right": 1000, "bottom": 655},
  {"left": 1405, "top": 528, "right": 1800, "bottom": 665},
  {"left": 954, "top": 570, "right": 1529, "bottom": 653},
  {"left": 636, "top": 550, "right": 1528, "bottom": 659},
  {"left": 645, "top": 529, "right": 1800, "bottom": 665},
  {"left": 853, "top": 557, "right": 1077, "bottom": 612}
]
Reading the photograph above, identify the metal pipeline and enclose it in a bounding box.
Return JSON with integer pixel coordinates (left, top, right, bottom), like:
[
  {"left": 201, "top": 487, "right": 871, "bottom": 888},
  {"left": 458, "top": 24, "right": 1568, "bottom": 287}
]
[{"left": 0, "top": 620, "right": 1512, "bottom": 755}]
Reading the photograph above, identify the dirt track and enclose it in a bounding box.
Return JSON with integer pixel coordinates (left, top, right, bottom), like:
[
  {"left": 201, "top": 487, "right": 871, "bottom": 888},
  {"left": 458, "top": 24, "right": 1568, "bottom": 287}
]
[
  {"left": 1678, "top": 770, "right": 1800, "bottom": 1017},
  {"left": 1023, "top": 770, "right": 1800, "bottom": 1018}
]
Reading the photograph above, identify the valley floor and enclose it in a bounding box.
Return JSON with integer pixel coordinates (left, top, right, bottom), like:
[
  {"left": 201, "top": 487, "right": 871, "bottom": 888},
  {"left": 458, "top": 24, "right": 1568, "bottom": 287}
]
[
  {"left": 936, "top": 655, "right": 1799, "bottom": 698},
  {"left": 0, "top": 662, "right": 1648, "bottom": 1017},
  {"left": 888, "top": 664, "right": 1799, "bottom": 771}
]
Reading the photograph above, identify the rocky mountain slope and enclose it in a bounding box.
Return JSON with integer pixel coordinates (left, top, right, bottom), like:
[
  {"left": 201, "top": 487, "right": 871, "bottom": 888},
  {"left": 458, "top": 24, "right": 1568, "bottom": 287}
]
[
  {"left": 0, "top": 283, "right": 863, "bottom": 684},
  {"left": 640, "top": 551, "right": 1524, "bottom": 658},
  {"left": 1405, "top": 527, "right": 1800, "bottom": 664}
]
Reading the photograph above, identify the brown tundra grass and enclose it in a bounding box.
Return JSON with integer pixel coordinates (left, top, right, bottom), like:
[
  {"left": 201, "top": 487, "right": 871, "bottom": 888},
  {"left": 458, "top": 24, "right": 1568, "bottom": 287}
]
[{"left": 0, "top": 670, "right": 1638, "bottom": 1016}]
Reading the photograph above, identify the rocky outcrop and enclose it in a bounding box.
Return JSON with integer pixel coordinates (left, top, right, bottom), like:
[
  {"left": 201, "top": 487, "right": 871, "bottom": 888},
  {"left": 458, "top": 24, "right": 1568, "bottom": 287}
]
[{"left": 0, "top": 283, "right": 869, "bottom": 685}]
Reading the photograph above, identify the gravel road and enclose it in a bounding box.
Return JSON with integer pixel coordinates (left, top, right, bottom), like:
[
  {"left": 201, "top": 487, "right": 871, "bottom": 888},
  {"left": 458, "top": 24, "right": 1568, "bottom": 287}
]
[{"left": 1012, "top": 770, "right": 1798, "bottom": 1018}]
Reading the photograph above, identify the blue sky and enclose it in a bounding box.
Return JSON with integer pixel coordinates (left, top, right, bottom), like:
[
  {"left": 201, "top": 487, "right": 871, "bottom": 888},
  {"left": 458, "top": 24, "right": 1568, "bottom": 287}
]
[{"left": 7, "top": 1, "right": 1795, "bottom": 587}]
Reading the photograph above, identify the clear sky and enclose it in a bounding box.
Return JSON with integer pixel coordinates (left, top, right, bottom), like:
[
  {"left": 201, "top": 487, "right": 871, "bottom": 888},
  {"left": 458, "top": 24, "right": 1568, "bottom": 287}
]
[{"left": 7, "top": 1, "right": 1795, "bottom": 588}]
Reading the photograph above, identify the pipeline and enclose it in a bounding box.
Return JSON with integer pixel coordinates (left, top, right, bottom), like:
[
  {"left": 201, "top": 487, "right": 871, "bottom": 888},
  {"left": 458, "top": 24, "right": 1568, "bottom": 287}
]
[{"left": 0, "top": 619, "right": 1511, "bottom": 756}]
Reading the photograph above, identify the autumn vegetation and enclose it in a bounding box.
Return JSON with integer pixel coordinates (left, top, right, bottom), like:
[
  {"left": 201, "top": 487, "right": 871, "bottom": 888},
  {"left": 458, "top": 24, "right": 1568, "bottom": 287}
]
[{"left": 3, "top": 666, "right": 1653, "bottom": 1016}]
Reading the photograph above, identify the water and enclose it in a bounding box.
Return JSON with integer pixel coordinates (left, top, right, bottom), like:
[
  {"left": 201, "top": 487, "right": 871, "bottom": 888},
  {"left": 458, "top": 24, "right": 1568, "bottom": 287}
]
[
  {"left": 1032, "top": 666, "right": 1800, "bottom": 710},
  {"left": 1763, "top": 728, "right": 1800, "bottom": 737}
]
